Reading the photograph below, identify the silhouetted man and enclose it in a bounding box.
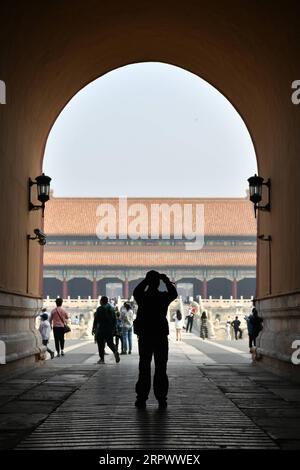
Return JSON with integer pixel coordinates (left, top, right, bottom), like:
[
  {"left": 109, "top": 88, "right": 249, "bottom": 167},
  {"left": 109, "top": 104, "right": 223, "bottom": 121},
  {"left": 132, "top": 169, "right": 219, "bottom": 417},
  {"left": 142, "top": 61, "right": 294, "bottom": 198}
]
[
  {"left": 232, "top": 316, "right": 243, "bottom": 340},
  {"left": 92, "top": 296, "right": 120, "bottom": 364},
  {"left": 133, "top": 270, "right": 177, "bottom": 409},
  {"left": 247, "top": 307, "right": 263, "bottom": 349}
]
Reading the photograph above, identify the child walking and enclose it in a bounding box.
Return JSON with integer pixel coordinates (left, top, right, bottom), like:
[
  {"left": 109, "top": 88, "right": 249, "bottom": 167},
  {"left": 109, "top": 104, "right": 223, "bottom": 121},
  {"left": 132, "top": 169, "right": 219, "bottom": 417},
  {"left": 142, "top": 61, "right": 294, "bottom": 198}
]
[{"left": 39, "top": 313, "right": 54, "bottom": 359}]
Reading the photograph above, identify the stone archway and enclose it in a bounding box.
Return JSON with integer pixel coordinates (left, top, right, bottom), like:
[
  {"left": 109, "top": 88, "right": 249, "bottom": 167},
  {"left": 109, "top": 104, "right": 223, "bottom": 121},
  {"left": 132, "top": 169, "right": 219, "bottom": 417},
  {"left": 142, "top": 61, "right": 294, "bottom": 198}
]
[
  {"left": 129, "top": 279, "right": 145, "bottom": 298},
  {"left": 237, "top": 278, "right": 256, "bottom": 299},
  {"left": 176, "top": 278, "right": 203, "bottom": 300},
  {"left": 43, "top": 278, "right": 63, "bottom": 299},
  {"left": 97, "top": 277, "right": 124, "bottom": 298},
  {"left": 207, "top": 278, "right": 232, "bottom": 299},
  {"left": 1, "top": 1, "right": 300, "bottom": 378},
  {"left": 68, "top": 277, "right": 92, "bottom": 299}
]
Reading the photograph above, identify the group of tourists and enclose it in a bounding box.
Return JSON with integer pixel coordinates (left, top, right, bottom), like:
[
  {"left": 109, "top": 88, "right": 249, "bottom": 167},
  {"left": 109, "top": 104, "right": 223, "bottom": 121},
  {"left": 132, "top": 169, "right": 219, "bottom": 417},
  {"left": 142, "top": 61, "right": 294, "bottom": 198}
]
[
  {"left": 92, "top": 299, "right": 135, "bottom": 363},
  {"left": 38, "top": 272, "right": 263, "bottom": 410},
  {"left": 114, "top": 302, "right": 135, "bottom": 355},
  {"left": 226, "top": 316, "right": 243, "bottom": 340},
  {"left": 225, "top": 309, "right": 263, "bottom": 350},
  {"left": 38, "top": 297, "right": 70, "bottom": 359},
  {"left": 173, "top": 309, "right": 209, "bottom": 340}
]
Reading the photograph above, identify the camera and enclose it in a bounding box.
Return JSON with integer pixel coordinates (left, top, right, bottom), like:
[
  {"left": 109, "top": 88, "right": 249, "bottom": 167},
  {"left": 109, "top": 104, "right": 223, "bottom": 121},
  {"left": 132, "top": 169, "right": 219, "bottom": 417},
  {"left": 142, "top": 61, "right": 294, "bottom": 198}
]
[
  {"left": 28, "top": 228, "right": 47, "bottom": 245},
  {"left": 34, "top": 228, "right": 47, "bottom": 245}
]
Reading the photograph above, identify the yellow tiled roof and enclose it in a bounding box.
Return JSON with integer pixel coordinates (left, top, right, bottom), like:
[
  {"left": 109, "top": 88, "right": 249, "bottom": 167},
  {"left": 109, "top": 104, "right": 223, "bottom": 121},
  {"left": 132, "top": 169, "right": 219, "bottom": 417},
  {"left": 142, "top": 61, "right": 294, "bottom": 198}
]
[
  {"left": 44, "top": 250, "right": 256, "bottom": 267},
  {"left": 44, "top": 197, "right": 256, "bottom": 237}
]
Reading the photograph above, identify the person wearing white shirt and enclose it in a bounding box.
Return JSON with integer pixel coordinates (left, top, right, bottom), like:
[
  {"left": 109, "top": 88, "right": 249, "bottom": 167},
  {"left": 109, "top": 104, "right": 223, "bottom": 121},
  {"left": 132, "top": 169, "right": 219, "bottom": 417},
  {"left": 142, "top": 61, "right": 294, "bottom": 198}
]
[
  {"left": 173, "top": 310, "right": 184, "bottom": 341},
  {"left": 39, "top": 313, "right": 54, "bottom": 359},
  {"left": 121, "top": 302, "right": 134, "bottom": 354},
  {"left": 225, "top": 316, "right": 232, "bottom": 340}
]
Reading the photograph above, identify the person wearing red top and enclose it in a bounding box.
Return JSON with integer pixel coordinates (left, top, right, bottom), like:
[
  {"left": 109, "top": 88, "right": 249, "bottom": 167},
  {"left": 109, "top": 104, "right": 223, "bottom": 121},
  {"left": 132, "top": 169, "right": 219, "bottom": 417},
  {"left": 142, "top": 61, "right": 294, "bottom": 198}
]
[{"left": 49, "top": 297, "right": 70, "bottom": 357}]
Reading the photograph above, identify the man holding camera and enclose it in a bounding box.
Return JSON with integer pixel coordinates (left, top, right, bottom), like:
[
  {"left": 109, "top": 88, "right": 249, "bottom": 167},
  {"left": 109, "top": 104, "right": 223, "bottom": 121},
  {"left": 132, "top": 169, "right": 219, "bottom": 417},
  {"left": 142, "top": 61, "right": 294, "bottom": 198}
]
[{"left": 133, "top": 270, "right": 178, "bottom": 409}]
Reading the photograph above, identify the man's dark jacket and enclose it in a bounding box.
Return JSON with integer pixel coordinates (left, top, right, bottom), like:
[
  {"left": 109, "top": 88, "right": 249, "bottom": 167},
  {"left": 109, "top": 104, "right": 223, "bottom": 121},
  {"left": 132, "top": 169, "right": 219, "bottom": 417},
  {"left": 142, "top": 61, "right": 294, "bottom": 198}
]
[
  {"left": 133, "top": 281, "right": 177, "bottom": 336},
  {"left": 93, "top": 303, "right": 116, "bottom": 339}
]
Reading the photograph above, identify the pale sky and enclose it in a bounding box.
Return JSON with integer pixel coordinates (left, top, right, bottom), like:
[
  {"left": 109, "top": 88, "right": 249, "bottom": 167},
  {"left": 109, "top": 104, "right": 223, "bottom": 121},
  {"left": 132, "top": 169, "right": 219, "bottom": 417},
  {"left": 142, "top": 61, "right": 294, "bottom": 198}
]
[{"left": 43, "top": 62, "right": 257, "bottom": 198}]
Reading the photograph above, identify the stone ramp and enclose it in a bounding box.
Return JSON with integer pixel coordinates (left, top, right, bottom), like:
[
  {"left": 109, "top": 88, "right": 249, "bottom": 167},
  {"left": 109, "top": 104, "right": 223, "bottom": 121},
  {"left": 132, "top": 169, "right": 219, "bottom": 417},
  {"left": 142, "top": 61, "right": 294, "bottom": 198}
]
[{"left": 16, "top": 346, "right": 278, "bottom": 450}]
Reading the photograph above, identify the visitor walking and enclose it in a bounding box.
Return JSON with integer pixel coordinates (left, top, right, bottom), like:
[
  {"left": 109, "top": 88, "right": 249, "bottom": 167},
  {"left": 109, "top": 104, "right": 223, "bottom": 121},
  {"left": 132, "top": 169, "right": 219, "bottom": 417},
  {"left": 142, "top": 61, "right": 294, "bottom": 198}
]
[
  {"left": 200, "top": 311, "right": 208, "bottom": 340},
  {"left": 121, "top": 302, "right": 134, "bottom": 354},
  {"left": 173, "top": 309, "right": 184, "bottom": 341},
  {"left": 186, "top": 306, "right": 195, "bottom": 333},
  {"left": 92, "top": 296, "right": 120, "bottom": 364},
  {"left": 247, "top": 308, "right": 263, "bottom": 350},
  {"left": 49, "top": 298, "right": 70, "bottom": 357},
  {"left": 39, "top": 312, "right": 54, "bottom": 359},
  {"left": 114, "top": 309, "right": 124, "bottom": 353},
  {"left": 231, "top": 316, "right": 243, "bottom": 340},
  {"left": 225, "top": 316, "right": 232, "bottom": 340}
]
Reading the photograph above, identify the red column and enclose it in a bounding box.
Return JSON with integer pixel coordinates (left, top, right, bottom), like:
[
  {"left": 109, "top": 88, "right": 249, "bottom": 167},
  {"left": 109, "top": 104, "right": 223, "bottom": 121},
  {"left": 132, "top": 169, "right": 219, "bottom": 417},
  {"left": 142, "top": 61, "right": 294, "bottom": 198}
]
[
  {"left": 92, "top": 277, "right": 97, "bottom": 299},
  {"left": 124, "top": 277, "right": 129, "bottom": 299},
  {"left": 232, "top": 278, "right": 238, "bottom": 299},
  {"left": 202, "top": 278, "right": 208, "bottom": 299},
  {"left": 63, "top": 278, "right": 68, "bottom": 299}
]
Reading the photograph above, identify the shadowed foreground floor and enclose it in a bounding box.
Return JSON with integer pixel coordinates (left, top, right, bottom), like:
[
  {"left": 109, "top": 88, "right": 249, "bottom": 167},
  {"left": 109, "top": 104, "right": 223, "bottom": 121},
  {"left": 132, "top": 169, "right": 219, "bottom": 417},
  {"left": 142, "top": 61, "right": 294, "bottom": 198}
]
[{"left": 1, "top": 338, "right": 300, "bottom": 450}]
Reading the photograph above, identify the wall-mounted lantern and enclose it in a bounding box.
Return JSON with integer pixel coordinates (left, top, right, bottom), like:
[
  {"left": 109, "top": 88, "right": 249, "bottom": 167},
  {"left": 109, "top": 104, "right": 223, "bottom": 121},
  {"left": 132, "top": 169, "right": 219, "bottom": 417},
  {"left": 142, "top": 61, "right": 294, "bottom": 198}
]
[
  {"left": 247, "top": 174, "right": 271, "bottom": 218},
  {"left": 28, "top": 173, "right": 51, "bottom": 216}
]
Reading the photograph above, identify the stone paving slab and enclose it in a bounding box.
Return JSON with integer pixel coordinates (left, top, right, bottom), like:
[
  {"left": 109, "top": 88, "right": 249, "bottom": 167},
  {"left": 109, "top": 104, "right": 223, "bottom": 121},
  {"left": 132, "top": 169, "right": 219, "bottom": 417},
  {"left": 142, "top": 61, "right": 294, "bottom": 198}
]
[
  {"left": 18, "top": 390, "right": 74, "bottom": 401},
  {"left": 198, "top": 364, "right": 300, "bottom": 449},
  {"left": 0, "top": 400, "right": 63, "bottom": 414},
  {"left": 0, "top": 413, "right": 48, "bottom": 430},
  {"left": 244, "top": 408, "right": 300, "bottom": 418},
  {"left": 268, "top": 389, "right": 300, "bottom": 401},
  {"left": 0, "top": 365, "right": 98, "bottom": 449}
]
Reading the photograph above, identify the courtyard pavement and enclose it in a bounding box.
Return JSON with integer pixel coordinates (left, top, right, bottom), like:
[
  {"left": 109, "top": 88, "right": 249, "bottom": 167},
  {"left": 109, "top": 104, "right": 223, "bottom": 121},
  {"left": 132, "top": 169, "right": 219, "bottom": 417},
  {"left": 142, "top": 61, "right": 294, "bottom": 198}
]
[{"left": 0, "top": 330, "right": 300, "bottom": 451}]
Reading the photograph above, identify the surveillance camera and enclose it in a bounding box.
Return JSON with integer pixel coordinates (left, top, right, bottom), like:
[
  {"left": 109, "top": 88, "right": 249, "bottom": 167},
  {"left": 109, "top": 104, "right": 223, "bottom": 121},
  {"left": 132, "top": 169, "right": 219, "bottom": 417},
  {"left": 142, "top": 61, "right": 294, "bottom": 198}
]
[
  {"left": 34, "top": 228, "right": 45, "bottom": 238},
  {"left": 33, "top": 228, "right": 47, "bottom": 245}
]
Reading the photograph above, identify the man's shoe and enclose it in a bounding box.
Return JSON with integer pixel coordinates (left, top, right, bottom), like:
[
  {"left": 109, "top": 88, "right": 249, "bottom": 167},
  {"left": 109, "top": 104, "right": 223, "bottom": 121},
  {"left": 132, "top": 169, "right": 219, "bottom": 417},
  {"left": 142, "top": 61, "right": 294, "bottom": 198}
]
[
  {"left": 158, "top": 400, "right": 168, "bottom": 410},
  {"left": 56, "top": 353, "right": 60, "bottom": 357},
  {"left": 61, "top": 350, "right": 64, "bottom": 356},
  {"left": 135, "top": 400, "right": 146, "bottom": 410},
  {"left": 97, "top": 359, "right": 105, "bottom": 364},
  {"left": 121, "top": 351, "right": 127, "bottom": 355},
  {"left": 50, "top": 351, "right": 55, "bottom": 360},
  {"left": 114, "top": 351, "right": 120, "bottom": 363},
  {"left": 128, "top": 351, "right": 131, "bottom": 354}
]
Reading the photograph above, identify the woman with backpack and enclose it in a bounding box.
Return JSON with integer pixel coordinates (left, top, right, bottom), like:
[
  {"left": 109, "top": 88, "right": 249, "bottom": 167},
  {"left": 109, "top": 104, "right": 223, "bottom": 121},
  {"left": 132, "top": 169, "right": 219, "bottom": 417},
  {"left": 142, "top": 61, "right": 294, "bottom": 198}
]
[
  {"left": 247, "top": 307, "right": 263, "bottom": 350},
  {"left": 173, "top": 309, "right": 184, "bottom": 341}
]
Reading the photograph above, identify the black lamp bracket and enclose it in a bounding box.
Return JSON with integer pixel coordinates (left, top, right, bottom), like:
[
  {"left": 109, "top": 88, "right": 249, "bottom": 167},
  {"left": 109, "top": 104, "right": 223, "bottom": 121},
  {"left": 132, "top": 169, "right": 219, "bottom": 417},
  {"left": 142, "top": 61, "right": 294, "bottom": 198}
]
[
  {"left": 28, "top": 178, "right": 45, "bottom": 213},
  {"left": 257, "top": 234, "right": 272, "bottom": 242}
]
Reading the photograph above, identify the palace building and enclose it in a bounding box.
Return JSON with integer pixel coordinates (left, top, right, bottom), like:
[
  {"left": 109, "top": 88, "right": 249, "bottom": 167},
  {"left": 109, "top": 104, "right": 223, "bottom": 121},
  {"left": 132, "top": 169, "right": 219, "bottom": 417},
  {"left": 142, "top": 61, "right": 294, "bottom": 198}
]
[{"left": 43, "top": 196, "right": 257, "bottom": 300}]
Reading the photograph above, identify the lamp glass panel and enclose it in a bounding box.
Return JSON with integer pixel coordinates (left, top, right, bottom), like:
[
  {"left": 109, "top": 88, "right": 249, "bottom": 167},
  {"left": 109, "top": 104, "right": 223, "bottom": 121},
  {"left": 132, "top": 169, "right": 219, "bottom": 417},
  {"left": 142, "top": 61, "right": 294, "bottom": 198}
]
[
  {"left": 37, "top": 184, "right": 49, "bottom": 197},
  {"left": 37, "top": 184, "right": 50, "bottom": 202}
]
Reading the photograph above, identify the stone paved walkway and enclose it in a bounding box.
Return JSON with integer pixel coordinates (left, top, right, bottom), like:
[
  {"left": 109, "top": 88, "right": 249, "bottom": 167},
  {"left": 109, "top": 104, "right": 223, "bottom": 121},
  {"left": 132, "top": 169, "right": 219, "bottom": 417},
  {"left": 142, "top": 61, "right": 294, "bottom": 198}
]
[{"left": 1, "top": 339, "right": 300, "bottom": 450}]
